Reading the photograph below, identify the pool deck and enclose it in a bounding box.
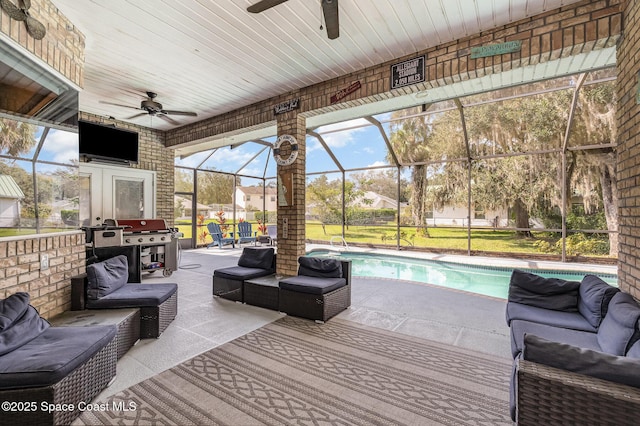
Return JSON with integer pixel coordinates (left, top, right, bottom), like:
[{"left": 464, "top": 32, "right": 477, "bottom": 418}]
[{"left": 89, "top": 244, "right": 616, "bottom": 403}]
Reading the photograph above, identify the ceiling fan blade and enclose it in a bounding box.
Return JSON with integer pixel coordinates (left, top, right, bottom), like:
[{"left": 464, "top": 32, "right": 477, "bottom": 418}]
[
  {"left": 125, "top": 112, "right": 148, "bottom": 120},
  {"left": 0, "top": 0, "right": 26, "bottom": 21},
  {"left": 247, "top": 0, "right": 288, "bottom": 13},
  {"left": 162, "top": 110, "right": 197, "bottom": 117},
  {"left": 99, "top": 100, "right": 141, "bottom": 110},
  {"left": 322, "top": 0, "right": 339, "bottom": 40},
  {"left": 158, "top": 114, "right": 180, "bottom": 125},
  {"left": 25, "top": 16, "right": 46, "bottom": 40}
]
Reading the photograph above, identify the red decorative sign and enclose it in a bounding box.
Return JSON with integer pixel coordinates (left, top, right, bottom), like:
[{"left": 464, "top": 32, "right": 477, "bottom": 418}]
[{"left": 331, "top": 81, "right": 361, "bottom": 104}]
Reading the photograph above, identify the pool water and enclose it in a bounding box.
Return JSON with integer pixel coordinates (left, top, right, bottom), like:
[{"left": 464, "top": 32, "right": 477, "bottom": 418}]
[{"left": 308, "top": 251, "right": 618, "bottom": 299}]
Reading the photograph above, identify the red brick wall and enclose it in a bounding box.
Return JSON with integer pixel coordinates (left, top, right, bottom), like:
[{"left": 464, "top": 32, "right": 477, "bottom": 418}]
[{"left": 616, "top": 0, "right": 640, "bottom": 298}]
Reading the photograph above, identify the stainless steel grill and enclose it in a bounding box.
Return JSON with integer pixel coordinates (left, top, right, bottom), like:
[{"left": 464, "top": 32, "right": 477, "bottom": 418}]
[{"left": 85, "top": 219, "right": 178, "bottom": 277}]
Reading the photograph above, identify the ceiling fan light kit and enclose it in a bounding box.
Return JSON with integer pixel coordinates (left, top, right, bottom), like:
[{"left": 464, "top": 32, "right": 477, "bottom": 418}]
[{"left": 248, "top": 0, "right": 339, "bottom": 40}]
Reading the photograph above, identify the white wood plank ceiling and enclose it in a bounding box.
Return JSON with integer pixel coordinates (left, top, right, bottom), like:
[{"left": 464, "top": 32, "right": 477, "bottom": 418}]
[{"left": 50, "top": 0, "right": 590, "bottom": 132}]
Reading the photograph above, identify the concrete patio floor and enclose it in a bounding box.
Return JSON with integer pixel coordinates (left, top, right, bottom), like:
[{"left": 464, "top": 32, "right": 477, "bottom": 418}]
[{"left": 94, "top": 245, "right": 615, "bottom": 399}]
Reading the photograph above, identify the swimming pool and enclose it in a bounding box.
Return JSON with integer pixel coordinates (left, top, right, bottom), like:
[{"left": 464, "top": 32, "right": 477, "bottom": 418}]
[{"left": 308, "top": 250, "right": 618, "bottom": 299}]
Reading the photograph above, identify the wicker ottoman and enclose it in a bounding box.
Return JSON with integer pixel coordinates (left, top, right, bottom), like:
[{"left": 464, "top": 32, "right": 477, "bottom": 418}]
[
  {"left": 51, "top": 308, "right": 141, "bottom": 359},
  {"left": 244, "top": 275, "right": 284, "bottom": 310}
]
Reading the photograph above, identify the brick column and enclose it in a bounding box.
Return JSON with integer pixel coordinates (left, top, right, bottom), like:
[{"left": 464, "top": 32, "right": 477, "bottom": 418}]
[
  {"left": 616, "top": 0, "right": 640, "bottom": 299},
  {"left": 275, "top": 113, "right": 306, "bottom": 276}
]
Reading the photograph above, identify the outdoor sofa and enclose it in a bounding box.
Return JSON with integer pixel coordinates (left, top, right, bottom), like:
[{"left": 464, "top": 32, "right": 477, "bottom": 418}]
[
  {"left": 72, "top": 255, "right": 178, "bottom": 338},
  {"left": 279, "top": 256, "right": 351, "bottom": 322},
  {"left": 506, "top": 269, "right": 640, "bottom": 425},
  {"left": 0, "top": 292, "right": 117, "bottom": 426},
  {"left": 213, "top": 246, "right": 276, "bottom": 302}
]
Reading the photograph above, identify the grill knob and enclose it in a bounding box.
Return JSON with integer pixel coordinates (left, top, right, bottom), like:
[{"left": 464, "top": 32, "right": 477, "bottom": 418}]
[
  {"left": 160, "top": 236, "right": 166, "bottom": 241},
  {"left": 149, "top": 237, "right": 155, "bottom": 242},
  {"left": 138, "top": 238, "right": 144, "bottom": 242},
  {"left": 125, "top": 238, "right": 131, "bottom": 243}
]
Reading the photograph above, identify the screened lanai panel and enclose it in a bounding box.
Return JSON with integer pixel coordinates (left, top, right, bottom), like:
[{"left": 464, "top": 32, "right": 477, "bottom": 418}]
[
  {"left": 305, "top": 172, "right": 343, "bottom": 241},
  {"left": 564, "top": 150, "right": 614, "bottom": 258},
  {"left": 469, "top": 154, "right": 562, "bottom": 254},
  {"left": 388, "top": 102, "right": 467, "bottom": 165},
  {"left": 20, "top": 126, "right": 79, "bottom": 164},
  {"left": 174, "top": 149, "right": 212, "bottom": 168},
  {"left": 197, "top": 170, "right": 235, "bottom": 246},
  {"left": 174, "top": 167, "right": 194, "bottom": 193},
  {"left": 567, "top": 80, "right": 616, "bottom": 148},
  {"left": 237, "top": 146, "right": 275, "bottom": 179},
  {"left": 342, "top": 169, "right": 398, "bottom": 244},
  {"left": 36, "top": 164, "right": 80, "bottom": 229},
  {"left": 310, "top": 118, "right": 392, "bottom": 171},
  {"left": 464, "top": 88, "right": 572, "bottom": 156},
  {"left": 305, "top": 134, "right": 341, "bottom": 174},
  {"left": 200, "top": 143, "right": 268, "bottom": 176}
]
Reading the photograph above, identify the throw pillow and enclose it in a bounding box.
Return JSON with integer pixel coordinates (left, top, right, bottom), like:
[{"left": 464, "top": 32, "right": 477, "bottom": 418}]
[
  {"left": 0, "top": 293, "right": 49, "bottom": 356},
  {"left": 237, "top": 247, "right": 274, "bottom": 270},
  {"left": 578, "top": 275, "right": 620, "bottom": 328},
  {"left": 523, "top": 333, "right": 640, "bottom": 389},
  {"left": 0, "top": 292, "right": 30, "bottom": 331},
  {"left": 508, "top": 269, "right": 580, "bottom": 312},
  {"left": 596, "top": 292, "right": 640, "bottom": 355},
  {"left": 298, "top": 257, "right": 343, "bottom": 278},
  {"left": 86, "top": 255, "right": 129, "bottom": 300}
]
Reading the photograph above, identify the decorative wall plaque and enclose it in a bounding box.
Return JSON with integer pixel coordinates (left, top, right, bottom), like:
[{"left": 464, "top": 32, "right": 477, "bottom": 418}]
[
  {"left": 273, "top": 98, "right": 300, "bottom": 115},
  {"left": 331, "top": 80, "right": 361, "bottom": 104},
  {"left": 470, "top": 41, "right": 522, "bottom": 58}
]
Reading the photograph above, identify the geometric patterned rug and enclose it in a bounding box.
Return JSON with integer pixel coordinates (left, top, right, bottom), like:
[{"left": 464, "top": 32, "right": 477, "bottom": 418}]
[{"left": 75, "top": 316, "right": 513, "bottom": 425}]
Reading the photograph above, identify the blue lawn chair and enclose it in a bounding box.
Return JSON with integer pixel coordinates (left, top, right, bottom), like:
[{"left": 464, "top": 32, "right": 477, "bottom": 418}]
[
  {"left": 206, "top": 222, "right": 235, "bottom": 248},
  {"left": 236, "top": 222, "right": 257, "bottom": 247}
]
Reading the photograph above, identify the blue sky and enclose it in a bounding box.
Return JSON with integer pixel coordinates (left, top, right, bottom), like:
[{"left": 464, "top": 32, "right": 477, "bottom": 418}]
[{"left": 175, "top": 117, "right": 397, "bottom": 182}]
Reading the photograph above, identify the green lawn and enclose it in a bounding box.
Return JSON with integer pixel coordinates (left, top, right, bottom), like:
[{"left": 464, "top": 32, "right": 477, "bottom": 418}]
[{"left": 176, "top": 219, "right": 611, "bottom": 259}]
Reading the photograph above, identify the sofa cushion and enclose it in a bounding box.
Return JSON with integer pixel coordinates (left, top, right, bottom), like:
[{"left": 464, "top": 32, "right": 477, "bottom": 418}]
[
  {"left": 508, "top": 270, "right": 580, "bottom": 312},
  {"left": 506, "top": 302, "right": 596, "bottom": 332},
  {"left": 86, "top": 255, "right": 129, "bottom": 300},
  {"left": 523, "top": 334, "right": 640, "bottom": 389},
  {"left": 298, "top": 257, "right": 343, "bottom": 279},
  {"left": 596, "top": 292, "right": 640, "bottom": 355},
  {"left": 578, "top": 275, "right": 619, "bottom": 328},
  {"left": 628, "top": 339, "right": 640, "bottom": 359},
  {"left": 237, "top": 247, "right": 274, "bottom": 270},
  {"left": 0, "top": 293, "right": 50, "bottom": 356},
  {"left": 214, "top": 266, "right": 274, "bottom": 281},
  {"left": 0, "top": 325, "right": 116, "bottom": 390},
  {"left": 510, "top": 319, "right": 600, "bottom": 358},
  {"left": 279, "top": 275, "right": 346, "bottom": 295},
  {"left": 86, "top": 283, "right": 177, "bottom": 309}
]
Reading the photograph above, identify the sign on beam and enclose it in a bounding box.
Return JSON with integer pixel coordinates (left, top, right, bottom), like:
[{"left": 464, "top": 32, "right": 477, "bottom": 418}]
[
  {"left": 470, "top": 41, "right": 522, "bottom": 59},
  {"left": 274, "top": 98, "right": 300, "bottom": 115},
  {"left": 391, "top": 56, "right": 425, "bottom": 89}
]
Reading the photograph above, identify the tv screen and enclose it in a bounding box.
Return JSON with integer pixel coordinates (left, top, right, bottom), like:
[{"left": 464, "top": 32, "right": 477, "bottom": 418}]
[{"left": 79, "top": 121, "right": 139, "bottom": 164}]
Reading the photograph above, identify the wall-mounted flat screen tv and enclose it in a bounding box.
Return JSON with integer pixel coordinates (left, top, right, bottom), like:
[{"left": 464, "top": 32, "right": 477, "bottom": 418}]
[{"left": 79, "top": 120, "right": 139, "bottom": 164}]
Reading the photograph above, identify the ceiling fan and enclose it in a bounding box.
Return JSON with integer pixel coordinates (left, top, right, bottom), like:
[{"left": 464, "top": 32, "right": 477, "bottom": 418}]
[
  {"left": 248, "top": 0, "right": 339, "bottom": 40},
  {"left": 100, "top": 91, "right": 197, "bottom": 125},
  {"left": 0, "top": 0, "right": 46, "bottom": 40}
]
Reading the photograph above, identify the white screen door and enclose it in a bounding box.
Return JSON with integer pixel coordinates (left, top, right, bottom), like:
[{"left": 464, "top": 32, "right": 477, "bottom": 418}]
[{"left": 79, "top": 163, "right": 155, "bottom": 225}]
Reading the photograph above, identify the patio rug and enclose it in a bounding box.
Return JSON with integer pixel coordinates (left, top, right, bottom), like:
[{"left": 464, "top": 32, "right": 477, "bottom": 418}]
[{"left": 76, "top": 316, "right": 513, "bottom": 425}]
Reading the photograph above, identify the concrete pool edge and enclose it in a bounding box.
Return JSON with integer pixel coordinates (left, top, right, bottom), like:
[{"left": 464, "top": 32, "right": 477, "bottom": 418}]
[{"left": 305, "top": 244, "right": 618, "bottom": 276}]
